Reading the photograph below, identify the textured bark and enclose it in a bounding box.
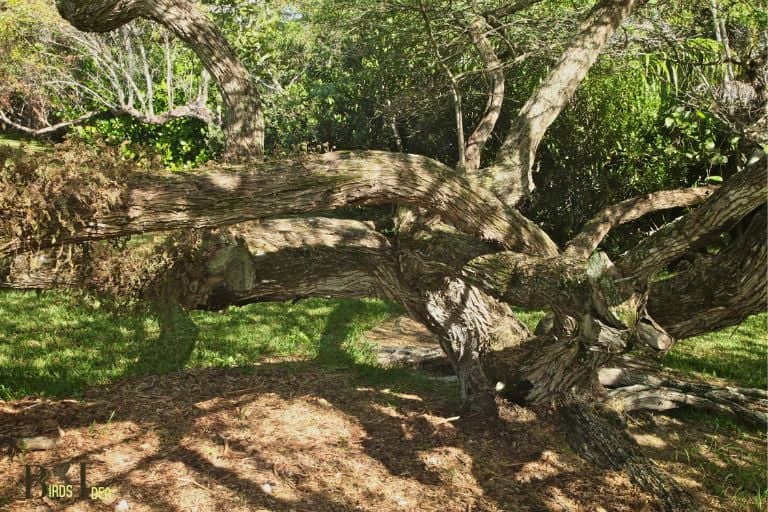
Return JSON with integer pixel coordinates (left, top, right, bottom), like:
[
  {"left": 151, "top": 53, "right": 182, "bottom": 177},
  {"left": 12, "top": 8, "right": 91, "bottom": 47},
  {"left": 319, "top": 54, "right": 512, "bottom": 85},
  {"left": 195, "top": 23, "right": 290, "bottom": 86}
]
[
  {"left": 188, "top": 219, "right": 417, "bottom": 310},
  {"left": 478, "top": 0, "right": 640, "bottom": 205},
  {"left": 559, "top": 400, "right": 697, "bottom": 512},
  {"left": 648, "top": 205, "right": 767, "bottom": 339},
  {"left": 55, "top": 0, "right": 264, "bottom": 160},
  {"left": 565, "top": 186, "right": 718, "bottom": 258},
  {"left": 618, "top": 163, "right": 767, "bottom": 280},
  {"left": 462, "top": 15, "right": 505, "bottom": 172},
  {"left": 0, "top": 151, "right": 558, "bottom": 259},
  {"left": 469, "top": 252, "right": 673, "bottom": 403}
]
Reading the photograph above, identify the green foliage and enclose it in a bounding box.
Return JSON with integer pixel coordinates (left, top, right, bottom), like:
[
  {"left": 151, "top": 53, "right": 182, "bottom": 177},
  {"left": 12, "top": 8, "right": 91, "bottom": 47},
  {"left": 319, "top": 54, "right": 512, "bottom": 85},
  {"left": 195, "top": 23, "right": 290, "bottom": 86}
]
[
  {"left": 527, "top": 51, "right": 745, "bottom": 251},
  {"left": 72, "top": 117, "right": 221, "bottom": 170}
]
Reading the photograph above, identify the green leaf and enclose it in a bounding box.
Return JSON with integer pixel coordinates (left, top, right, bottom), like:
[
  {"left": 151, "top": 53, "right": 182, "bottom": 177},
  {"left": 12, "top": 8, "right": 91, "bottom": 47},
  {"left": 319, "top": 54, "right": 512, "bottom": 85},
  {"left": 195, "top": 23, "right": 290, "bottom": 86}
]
[
  {"left": 705, "top": 175, "right": 723, "bottom": 183},
  {"left": 709, "top": 154, "right": 728, "bottom": 165}
]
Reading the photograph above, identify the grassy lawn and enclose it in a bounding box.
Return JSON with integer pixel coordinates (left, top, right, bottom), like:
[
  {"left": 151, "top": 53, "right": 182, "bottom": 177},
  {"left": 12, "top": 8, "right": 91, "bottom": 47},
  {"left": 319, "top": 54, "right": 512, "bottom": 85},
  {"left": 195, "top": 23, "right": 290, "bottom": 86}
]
[
  {"left": 0, "top": 290, "right": 448, "bottom": 400},
  {"left": 0, "top": 292, "right": 765, "bottom": 510},
  {"left": 665, "top": 314, "right": 767, "bottom": 388},
  {"left": 0, "top": 291, "right": 765, "bottom": 399}
]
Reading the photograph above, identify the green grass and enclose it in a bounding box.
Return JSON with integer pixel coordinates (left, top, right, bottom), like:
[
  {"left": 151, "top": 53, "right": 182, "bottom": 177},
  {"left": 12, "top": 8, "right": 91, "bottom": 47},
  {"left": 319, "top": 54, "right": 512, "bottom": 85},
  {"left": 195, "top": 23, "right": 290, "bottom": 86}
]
[
  {"left": 664, "top": 313, "right": 767, "bottom": 389},
  {"left": 0, "top": 290, "right": 451, "bottom": 400},
  {"left": 0, "top": 290, "right": 764, "bottom": 400}
]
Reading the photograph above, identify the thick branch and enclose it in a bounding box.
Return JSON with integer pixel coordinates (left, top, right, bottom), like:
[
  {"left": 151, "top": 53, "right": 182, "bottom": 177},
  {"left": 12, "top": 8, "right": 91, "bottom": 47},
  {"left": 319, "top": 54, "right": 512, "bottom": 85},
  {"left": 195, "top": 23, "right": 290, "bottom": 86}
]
[
  {"left": 1, "top": 219, "right": 413, "bottom": 305},
  {"left": 479, "top": 0, "right": 640, "bottom": 205},
  {"left": 55, "top": 0, "right": 264, "bottom": 160},
  {"left": 617, "top": 163, "right": 767, "bottom": 280},
  {"left": 648, "top": 206, "right": 767, "bottom": 338},
  {"left": 565, "top": 186, "right": 718, "bottom": 258},
  {"left": 0, "top": 151, "right": 559, "bottom": 259}
]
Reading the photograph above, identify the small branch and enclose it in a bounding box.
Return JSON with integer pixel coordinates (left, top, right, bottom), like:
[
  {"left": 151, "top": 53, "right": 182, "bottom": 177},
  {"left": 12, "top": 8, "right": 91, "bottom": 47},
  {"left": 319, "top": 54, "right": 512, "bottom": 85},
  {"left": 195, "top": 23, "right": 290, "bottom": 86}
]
[
  {"left": 482, "top": 0, "right": 544, "bottom": 19},
  {"left": 463, "top": 14, "right": 505, "bottom": 172},
  {"left": 0, "top": 110, "right": 100, "bottom": 136}
]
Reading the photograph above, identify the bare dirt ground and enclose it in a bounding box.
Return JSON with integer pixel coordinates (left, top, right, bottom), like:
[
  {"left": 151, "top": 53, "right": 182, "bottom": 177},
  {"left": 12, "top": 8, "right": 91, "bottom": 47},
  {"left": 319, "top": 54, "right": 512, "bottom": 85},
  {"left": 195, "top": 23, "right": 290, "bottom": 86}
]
[{"left": 0, "top": 321, "right": 763, "bottom": 511}]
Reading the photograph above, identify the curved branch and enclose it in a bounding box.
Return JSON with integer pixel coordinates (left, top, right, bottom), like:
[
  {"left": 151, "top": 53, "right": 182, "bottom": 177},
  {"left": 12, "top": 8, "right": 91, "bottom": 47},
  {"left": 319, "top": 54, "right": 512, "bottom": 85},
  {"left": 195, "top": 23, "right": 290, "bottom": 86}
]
[
  {"left": 0, "top": 110, "right": 100, "bottom": 137},
  {"left": 55, "top": 0, "right": 264, "bottom": 160},
  {"left": 0, "top": 101, "right": 213, "bottom": 137},
  {"left": 647, "top": 205, "right": 767, "bottom": 339},
  {"left": 617, "top": 163, "right": 767, "bottom": 280},
  {"left": 0, "top": 151, "right": 559, "bottom": 259},
  {"left": 565, "top": 186, "right": 718, "bottom": 258}
]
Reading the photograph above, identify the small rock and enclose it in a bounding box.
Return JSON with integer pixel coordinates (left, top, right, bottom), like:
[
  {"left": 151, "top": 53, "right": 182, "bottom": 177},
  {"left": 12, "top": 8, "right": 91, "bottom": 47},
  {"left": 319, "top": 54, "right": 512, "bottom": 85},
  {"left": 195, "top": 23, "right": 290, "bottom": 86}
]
[
  {"left": 115, "top": 500, "right": 130, "bottom": 512},
  {"left": 260, "top": 483, "right": 273, "bottom": 494}
]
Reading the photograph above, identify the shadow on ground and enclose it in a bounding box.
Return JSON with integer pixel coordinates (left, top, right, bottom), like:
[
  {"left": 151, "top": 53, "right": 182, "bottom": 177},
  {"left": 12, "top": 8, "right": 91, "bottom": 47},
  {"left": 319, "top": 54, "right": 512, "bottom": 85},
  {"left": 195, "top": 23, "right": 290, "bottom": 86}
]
[
  {"left": 0, "top": 298, "right": 763, "bottom": 511},
  {"left": 0, "top": 299, "right": 659, "bottom": 512}
]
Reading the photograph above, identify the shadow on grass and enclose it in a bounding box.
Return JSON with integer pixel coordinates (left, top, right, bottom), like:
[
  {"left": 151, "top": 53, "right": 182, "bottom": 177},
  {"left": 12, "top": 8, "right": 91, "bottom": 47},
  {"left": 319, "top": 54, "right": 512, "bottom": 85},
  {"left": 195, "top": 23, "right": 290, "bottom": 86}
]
[
  {"left": 663, "top": 313, "right": 768, "bottom": 389},
  {"left": 0, "top": 291, "right": 427, "bottom": 400}
]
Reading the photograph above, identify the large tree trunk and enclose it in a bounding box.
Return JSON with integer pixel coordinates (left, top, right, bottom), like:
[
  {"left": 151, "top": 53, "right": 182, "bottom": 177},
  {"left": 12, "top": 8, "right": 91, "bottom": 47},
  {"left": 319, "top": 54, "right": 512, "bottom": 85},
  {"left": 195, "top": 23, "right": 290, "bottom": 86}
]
[{"left": 55, "top": 0, "right": 264, "bottom": 160}]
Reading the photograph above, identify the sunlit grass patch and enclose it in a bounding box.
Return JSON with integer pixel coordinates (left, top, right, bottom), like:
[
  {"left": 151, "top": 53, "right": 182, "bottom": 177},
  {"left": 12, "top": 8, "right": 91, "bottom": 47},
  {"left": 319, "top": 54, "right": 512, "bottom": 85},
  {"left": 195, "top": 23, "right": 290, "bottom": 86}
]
[
  {"left": 665, "top": 313, "right": 767, "bottom": 389},
  {"left": 0, "top": 291, "right": 432, "bottom": 400}
]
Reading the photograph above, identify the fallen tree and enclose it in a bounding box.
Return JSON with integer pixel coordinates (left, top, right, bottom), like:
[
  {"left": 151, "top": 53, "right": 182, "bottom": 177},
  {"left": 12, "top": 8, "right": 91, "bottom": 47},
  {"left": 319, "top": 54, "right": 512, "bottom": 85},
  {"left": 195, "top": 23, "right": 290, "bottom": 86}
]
[{"left": 2, "top": 0, "right": 767, "bottom": 510}]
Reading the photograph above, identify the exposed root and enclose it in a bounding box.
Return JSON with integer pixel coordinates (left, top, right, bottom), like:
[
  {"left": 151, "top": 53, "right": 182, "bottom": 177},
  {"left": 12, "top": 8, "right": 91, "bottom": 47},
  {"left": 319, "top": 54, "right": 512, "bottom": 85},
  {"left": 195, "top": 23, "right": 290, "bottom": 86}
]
[{"left": 599, "top": 367, "right": 768, "bottom": 428}]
